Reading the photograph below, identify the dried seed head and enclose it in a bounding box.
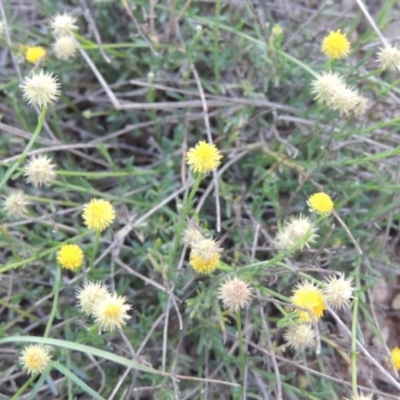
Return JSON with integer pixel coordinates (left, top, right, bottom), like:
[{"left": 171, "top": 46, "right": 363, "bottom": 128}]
[
  {"left": 21, "top": 69, "right": 60, "bottom": 109},
  {"left": 2, "top": 190, "right": 29, "bottom": 219},
  {"left": 376, "top": 45, "right": 400, "bottom": 71},
  {"left": 50, "top": 13, "right": 78, "bottom": 37},
  {"left": 23, "top": 155, "right": 57, "bottom": 187},
  {"left": 276, "top": 214, "right": 318, "bottom": 251},
  {"left": 324, "top": 274, "right": 354, "bottom": 310},
  {"left": 19, "top": 344, "right": 52, "bottom": 375},
  {"left": 76, "top": 281, "right": 111, "bottom": 316},
  {"left": 182, "top": 222, "right": 205, "bottom": 246},
  {"left": 53, "top": 35, "right": 78, "bottom": 61},
  {"left": 283, "top": 324, "right": 316, "bottom": 351},
  {"left": 189, "top": 237, "right": 222, "bottom": 274},
  {"left": 217, "top": 276, "right": 252, "bottom": 312}
]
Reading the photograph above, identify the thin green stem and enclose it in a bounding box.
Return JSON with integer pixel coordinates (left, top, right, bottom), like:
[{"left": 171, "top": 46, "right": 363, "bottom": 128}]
[
  {"left": 236, "top": 310, "right": 246, "bottom": 381},
  {"left": 44, "top": 263, "right": 62, "bottom": 337},
  {"left": 0, "top": 107, "right": 47, "bottom": 192},
  {"left": 90, "top": 230, "right": 101, "bottom": 269},
  {"left": 168, "top": 173, "right": 203, "bottom": 269},
  {"left": 11, "top": 375, "right": 36, "bottom": 400}
]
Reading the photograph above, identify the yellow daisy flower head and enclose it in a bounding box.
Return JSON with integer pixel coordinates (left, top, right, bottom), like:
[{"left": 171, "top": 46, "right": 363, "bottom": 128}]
[
  {"left": 76, "top": 281, "right": 111, "bottom": 316},
  {"left": 94, "top": 292, "right": 132, "bottom": 332},
  {"left": 57, "top": 244, "right": 84, "bottom": 271},
  {"left": 321, "top": 29, "right": 350, "bottom": 59},
  {"left": 21, "top": 69, "right": 60, "bottom": 109},
  {"left": 189, "top": 237, "right": 222, "bottom": 274},
  {"left": 283, "top": 324, "right": 316, "bottom": 351},
  {"left": 82, "top": 198, "right": 115, "bottom": 232},
  {"left": 323, "top": 274, "right": 354, "bottom": 310},
  {"left": 307, "top": 192, "right": 334, "bottom": 215},
  {"left": 2, "top": 190, "right": 29, "bottom": 220},
  {"left": 291, "top": 281, "right": 326, "bottom": 323},
  {"left": 23, "top": 154, "right": 57, "bottom": 187},
  {"left": 25, "top": 45, "right": 47, "bottom": 64},
  {"left": 19, "top": 344, "right": 52, "bottom": 375},
  {"left": 390, "top": 347, "right": 400, "bottom": 370},
  {"left": 186, "top": 141, "right": 222, "bottom": 174},
  {"left": 217, "top": 276, "right": 252, "bottom": 312}
]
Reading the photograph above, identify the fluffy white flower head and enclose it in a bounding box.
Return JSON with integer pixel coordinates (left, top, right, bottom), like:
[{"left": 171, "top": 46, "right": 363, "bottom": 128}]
[
  {"left": 23, "top": 155, "right": 57, "bottom": 187},
  {"left": 50, "top": 13, "right": 78, "bottom": 37}
]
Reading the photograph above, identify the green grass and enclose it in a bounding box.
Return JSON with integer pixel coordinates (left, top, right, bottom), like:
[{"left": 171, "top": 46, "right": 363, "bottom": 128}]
[{"left": 1, "top": 1, "right": 400, "bottom": 399}]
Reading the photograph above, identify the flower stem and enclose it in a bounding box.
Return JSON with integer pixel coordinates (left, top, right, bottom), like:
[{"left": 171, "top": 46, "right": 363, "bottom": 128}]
[
  {"left": 0, "top": 107, "right": 47, "bottom": 192},
  {"left": 10, "top": 375, "right": 36, "bottom": 400},
  {"left": 44, "top": 263, "right": 62, "bottom": 338},
  {"left": 351, "top": 261, "right": 361, "bottom": 398},
  {"left": 168, "top": 172, "right": 203, "bottom": 270},
  {"left": 91, "top": 230, "right": 101, "bottom": 269},
  {"left": 236, "top": 310, "right": 246, "bottom": 381}
]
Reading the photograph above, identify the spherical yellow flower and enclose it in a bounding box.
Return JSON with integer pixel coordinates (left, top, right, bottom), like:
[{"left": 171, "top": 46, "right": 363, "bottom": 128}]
[
  {"left": 189, "top": 237, "right": 222, "bottom": 274},
  {"left": 82, "top": 198, "right": 115, "bottom": 232},
  {"left": 283, "top": 324, "right": 316, "bottom": 351},
  {"left": 291, "top": 281, "right": 326, "bottom": 323},
  {"left": 2, "top": 190, "right": 29, "bottom": 219},
  {"left": 21, "top": 69, "right": 60, "bottom": 109},
  {"left": 94, "top": 293, "right": 132, "bottom": 332},
  {"left": 76, "top": 281, "right": 110, "bottom": 316},
  {"left": 19, "top": 344, "right": 52, "bottom": 375},
  {"left": 186, "top": 141, "right": 222, "bottom": 174},
  {"left": 57, "top": 244, "right": 84, "bottom": 271},
  {"left": 391, "top": 347, "right": 400, "bottom": 370},
  {"left": 217, "top": 276, "right": 252, "bottom": 312},
  {"left": 307, "top": 192, "right": 334, "bottom": 215},
  {"left": 321, "top": 30, "right": 350, "bottom": 59},
  {"left": 25, "top": 46, "right": 47, "bottom": 64},
  {"left": 23, "top": 154, "right": 57, "bottom": 187}
]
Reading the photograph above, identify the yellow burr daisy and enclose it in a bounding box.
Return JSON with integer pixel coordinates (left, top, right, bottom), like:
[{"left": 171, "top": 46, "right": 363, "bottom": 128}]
[
  {"left": 186, "top": 141, "right": 222, "bottom": 174},
  {"left": 57, "top": 244, "right": 84, "bottom": 271},
  {"left": 82, "top": 198, "right": 115, "bottom": 232},
  {"left": 307, "top": 192, "right": 334, "bottom": 215},
  {"left": 291, "top": 281, "right": 326, "bottom": 323},
  {"left": 321, "top": 30, "right": 350, "bottom": 59}
]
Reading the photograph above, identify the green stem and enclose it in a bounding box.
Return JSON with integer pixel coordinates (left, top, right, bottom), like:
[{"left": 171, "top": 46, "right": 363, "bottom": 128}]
[
  {"left": 168, "top": 173, "right": 203, "bottom": 269},
  {"left": 90, "top": 230, "right": 101, "bottom": 269},
  {"left": 236, "top": 310, "right": 246, "bottom": 381},
  {"left": 11, "top": 375, "right": 36, "bottom": 400},
  {"left": 44, "top": 263, "right": 62, "bottom": 337},
  {"left": 0, "top": 107, "right": 47, "bottom": 192}
]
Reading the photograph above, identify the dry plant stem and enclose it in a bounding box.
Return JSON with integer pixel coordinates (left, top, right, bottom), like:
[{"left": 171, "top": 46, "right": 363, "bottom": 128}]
[
  {"left": 90, "top": 230, "right": 101, "bottom": 270},
  {"left": 329, "top": 307, "right": 400, "bottom": 391},
  {"left": 44, "top": 264, "right": 62, "bottom": 338},
  {"left": 190, "top": 63, "right": 221, "bottom": 232},
  {"left": 351, "top": 262, "right": 361, "bottom": 398},
  {"left": 0, "top": 107, "right": 47, "bottom": 192}
]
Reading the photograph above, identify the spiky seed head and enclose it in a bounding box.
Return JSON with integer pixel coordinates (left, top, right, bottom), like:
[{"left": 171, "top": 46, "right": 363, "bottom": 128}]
[
  {"left": 182, "top": 222, "right": 205, "bottom": 246},
  {"left": 377, "top": 45, "right": 400, "bottom": 71},
  {"left": 323, "top": 274, "right": 354, "bottom": 310},
  {"left": 344, "top": 393, "right": 373, "bottom": 400},
  {"left": 217, "top": 276, "right": 252, "bottom": 312},
  {"left": 283, "top": 324, "right": 316, "bottom": 351},
  {"left": 50, "top": 13, "right": 78, "bottom": 37},
  {"left": 76, "top": 281, "right": 111, "bottom": 316},
  {"left": 53, "top": 35, "right": 78, "bottom": 61},
  {"left": 21, "top": 69, "right": 60, "bottom": 109},
  {"left": 2, "top": 190, "right": 29, "bottom": 219},
  {"left": 23, "top": 154, "right": 57, "bottom": 187}
]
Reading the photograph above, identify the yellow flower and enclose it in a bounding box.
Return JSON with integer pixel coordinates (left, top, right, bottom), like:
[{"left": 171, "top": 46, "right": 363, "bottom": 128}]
[
  {"left": 186, "top": 141, "right": 222, "bottom": 174},
  {"left": 291, "top": 281, "right": 326, "bottom": 323},
  {"left": 82, "top": 198, "right": 115, "bottom": 232},
  {"left": 307, "top": 192, "right": 334, "bottom": 215},
  {"left": 19, "top": 344, "right": 52, "bottom": 375},
  {"left": 94, "top": 293, "right": 132, "bottom": 332},
  {"left": 321, "top": 30, "right": 350, "bottom": 59},
  {"left": 25, "top": 46, "right": 47, "bottom": 64},
  {"left": 57, "top": 244, "right": 84, "bottom": 271},
  {"left": 189, "top": 237, "right": 222, "bottom": 274},
  {"left": 391, "top": 347, "right": 400, "bottom": 370},
  {"left": 76, "top": 281, "right": 110, "bottom": 316}
]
